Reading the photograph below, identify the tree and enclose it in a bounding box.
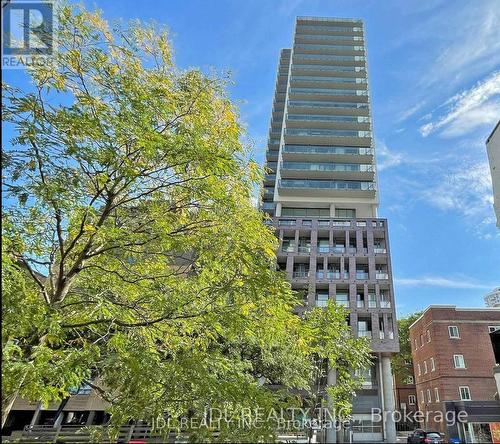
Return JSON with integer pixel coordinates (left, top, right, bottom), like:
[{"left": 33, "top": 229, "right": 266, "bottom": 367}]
[
  {"left": 392, "top": 312, "right": 422, "bottom": 383},
  {"left": 2, "top": 5, "right": 371, "bottom": 440}
]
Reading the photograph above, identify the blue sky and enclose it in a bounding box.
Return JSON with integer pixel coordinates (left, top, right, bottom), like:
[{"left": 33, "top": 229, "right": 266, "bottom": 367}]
[{"left": 3, "top": 0, "right": 500, "bottom": 316}]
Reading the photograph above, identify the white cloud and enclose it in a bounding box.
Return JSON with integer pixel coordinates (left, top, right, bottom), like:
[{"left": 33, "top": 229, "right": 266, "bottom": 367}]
[
  {"left": 397, "top": 100, "right": 426, "bottom": 123},
  {"left": 420, "top": 71, "right": 500, "bottom": 137},
  {"left": 422, "top": 161, "right": 493, "bottom": 218},
  {"left": 419, "top": 1, "right": 500, "bottom": 89},
  {"left": 377, "top": 140, "right": 404, "bottom": 171},
  {"left": 394, "top": 276, "right": 493, "bottom": 290}
]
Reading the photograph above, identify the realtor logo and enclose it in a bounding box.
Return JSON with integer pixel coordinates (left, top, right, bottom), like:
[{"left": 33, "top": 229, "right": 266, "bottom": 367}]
[{"left": 2, "top": 0, "right": 55, "bottom": 68}]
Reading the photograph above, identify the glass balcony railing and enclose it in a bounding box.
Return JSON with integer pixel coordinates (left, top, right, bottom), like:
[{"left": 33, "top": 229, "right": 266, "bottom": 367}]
[
  {"left": 289, "top": 88, "right": 368, "bottom": 96},
  {"left": 279, "top": 179, "right": 375, "bottom": 190},
  {"left": 295, "top": 43, "right": 364, "bottom": 51},
  {"left": 285, "top": 129, "right": 372, "bottom": 137},
  {"left": 376, "top": 273, "right": 389, "bottom": 280},
  {"left": 358, "top": 330, "right": 372, "bottom": 338},
  {"left": 287, "top": 114, "right": 370, "bottom": 122},
  {"left": 356, "top": 272, "right": 369, "bottom": 279},
  {"left": 374, "top": 247, "right": 387, "bottom": 254},
  {"left": 295, "top": 34, "right": 363, "bottom": 42},
  {"left": 380, "top": 301, "right": 391, "bottom": 308},
  {"left": 293, "top": 271, "right": 309, "bottom": 278},
  {"left": 281, "top": 162, "right": 374, "bottom": 172},
  {"left": 288, "top": 100, "right": 369, "bottom": 109},
  {"left": 278, "top": 219, "right": 296, "bottom": 226},
  {"left": 292, "top": 64, "right": 366, "bottom": 73},
  {"left": 296, "top": 25, "right": 362, "bottom": 34},
  {"left": 282, "top": 144, "right": 373, "bottom": 156},
  {"left": 291, "top": 76, "right": 367, "bottom": 84},
  {"left": 298, "top": 245, "right": 311, "bottom": 253},
  {"left": 293, "top": 54, "right": 366, "bottom": 62}
]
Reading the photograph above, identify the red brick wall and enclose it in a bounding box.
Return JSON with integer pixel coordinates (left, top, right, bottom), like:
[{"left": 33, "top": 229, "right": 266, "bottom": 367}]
[{"left": 409, "top": 307, "right": 500, "bottom": 434}]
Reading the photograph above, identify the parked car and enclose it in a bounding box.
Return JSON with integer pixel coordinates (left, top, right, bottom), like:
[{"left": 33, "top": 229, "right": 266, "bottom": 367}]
[{"left": 407, "top": 429, "right": 445, "bottom": 443}]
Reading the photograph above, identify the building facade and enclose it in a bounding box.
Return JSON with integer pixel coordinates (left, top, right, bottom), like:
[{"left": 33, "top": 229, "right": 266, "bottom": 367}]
[
  {"left": 485, "top": 287, "right": 500, "bottom": 308},
  {"left": 486, "top": 120, "right": 500, "bottom": 228},
  {"left": 409, "top": 306, "right": 500, "bottom": 442},
  {"left": 393, "top": 365, "right": 418, "bottom": 429},
  {"left": 261, "top": 16, "right": 399, "bottom": 443}
]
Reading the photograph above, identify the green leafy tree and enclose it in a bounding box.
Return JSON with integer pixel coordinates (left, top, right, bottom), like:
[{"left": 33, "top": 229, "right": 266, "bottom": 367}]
[
  {"left": 392, "top": 312, "right": 422, "bottom": 383},
  {"left": 2, "top": 5, "right": 371, "bottom": 440}
]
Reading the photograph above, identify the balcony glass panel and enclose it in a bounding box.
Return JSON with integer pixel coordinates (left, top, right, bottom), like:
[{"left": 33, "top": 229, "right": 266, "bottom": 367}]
[
  {"left": 376, "top": 273, "right": 389, "bottom": 280},
  {"left": 279, "top": 179, "right": 375, "bottom": 190},
  {"left": 282, "top": 162, "right": 373, "bottom": 172},
  {"left": 296, "top": 25, "right": 363, "bottom": 33},
  {"left": 293, "top": 55, "right": 365, "bottom": 62},
  {"left": 336, "top": 294, "right": 349, "bottom": 307},
  {"left": 358, "top": 330, "right": 372, "bottom": 338},
  {"left": 290, "top": 76, "right": 367, "bottom": 83},
  {"left": 289, "top": 88, "right": 368, "bottom": 96},
  {"left": 295, "top": 44, "right": 364, "bottom": 51},
  {"left": 292, "top": 64, "right": 366, "bottom": 72},
  {"left": 288, "top": 100, "right": 369, "bottom": 109},
  {"left": 316, "top": 293, "right": 329, "bottom": 307},
  {"left": 293, "top": 271, "right": 309, "bottom": 278},
  {"left": 296, "top": 34, "right": 363, "bottom": 42},
  {"left": 287, "top": 114, "right": 370, "bottom": 122},
  {"left": 285, "top": 129, "right": 371, "bottom": 137},
  {"left": 356, "top": 272, "right": 369, "bottom": 279},
  {"left": 278, "top": 219, "right": 296, "bottom": 226}
]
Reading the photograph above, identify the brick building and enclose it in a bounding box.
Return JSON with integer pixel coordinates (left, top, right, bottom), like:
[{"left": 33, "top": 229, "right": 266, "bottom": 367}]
[
  {"left": 409, "top": 305, "right": 500, "bottom": 442},
  {"left": 393, "top": 365, "right": 418, "bottom": 426}
]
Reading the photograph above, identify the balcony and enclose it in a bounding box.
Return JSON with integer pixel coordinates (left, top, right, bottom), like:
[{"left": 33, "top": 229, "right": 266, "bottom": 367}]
[
  {"left": 356, "top": 272, "right": 369, "bottom": 280},
  {"left": 375, "top": 273, "right": 389, "bottom": 280},
  {"left": 280, "top": 161, "right": 375, "bottom": 180},
  {"left": 287, "top": 113, "right": 370, "bottom": 123},
  {"left": 358, "top": 330, "right": 372, "bottom": 338},
  {"left": 374, "top": 248, "right": 387, "bottom": 254},
  {"left": 293, "top": 271, "right": 309, "bottom": 279},
  {"left": 288, "top": 100, "right": 369, "bottom": 110},
  {"left": 278, "top": 179, "right": 376, "bottom": 198},
  {"left": 278, "top": 219, "right": 296, "bottom": 226},
  {"left": 380, "top": 301, "right": 391, "bottom": 309},
  {"left": 289, "top": 87, "right": 368, "bottom": 98},
  {"left": 298, "top": 245, "right": 311, "bottom": 253}
]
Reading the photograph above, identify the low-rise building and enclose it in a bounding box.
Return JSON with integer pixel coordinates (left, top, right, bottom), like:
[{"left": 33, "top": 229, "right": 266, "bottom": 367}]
[{"left": 409, "top": 305, "right": 500, "bottom": 442}]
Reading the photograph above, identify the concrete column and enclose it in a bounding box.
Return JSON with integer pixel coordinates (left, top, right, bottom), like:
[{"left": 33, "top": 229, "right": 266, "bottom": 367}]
[
  {"left": 329, "top": 203, "right": 336, "bottom": 217},
  {"left": 381, "top": 356, "right": 397, "bottom": 443},
  {"left": 86, "top": 410, "right": 96, "bottom": 426},
  {"left": 30, "top": 403, "right": 43, "bottom": 427},
  {"left": 325, "top": 367, "right": 337, "bottom": 443},
  {"left": 275, "top": 202, "right": 282, "bottom": 217}
]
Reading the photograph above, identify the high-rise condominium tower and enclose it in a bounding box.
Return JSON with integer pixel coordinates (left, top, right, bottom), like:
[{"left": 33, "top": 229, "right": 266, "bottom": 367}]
[{"left": 261, "top": 17, "right": 399, "bottom": 443}]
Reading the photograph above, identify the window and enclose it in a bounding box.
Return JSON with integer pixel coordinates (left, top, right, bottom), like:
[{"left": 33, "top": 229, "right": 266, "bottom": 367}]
[
  {"left": 430, "top": 357, "right": 435, "bottom": 372},
  {"left": 414, "top": 338, "right": 418, "bottom": 350},
  {"left": 420, "top": 334, "right": 424, "bottom": 347},
  {"left": 420, "top": 390, "right": 424, "bottom": 405},
  {"left": 335, "top": 208, "right": 356, "bottom": 218},
  {"left": 406, "top": 376, "right": 414, "bottom": 385},
  {"left": 426, "top": 330, "right": 431, "bottom": 343},
  {"left": 316, "top": 293, "right": 329, "bottom": 307},
  {"left": 448, "top": 326, "right": 460, "bottom": 338},
  {"left": 400, "top": 402, "right": 407, "bottom": 410},
  {"left": 336, "top": 293, "right": 349, "bottom": 307},
  {"left": 423, "top": 360, "right": 428, "bottom": 374},
  {"left": 459, "top": 386, "right": 471, "bottom": 401},
  {"left": 489, "top": 326, "right": 500, "bottom": 333},
  {"left": 434, "top": 388, "right": 440, "bottom": 402},
  {"left": 453, "top": 354, "right": 466, "bottom": 369},
  {"left": 427, "top": 389, "right": 432, "bottom": 403},
  {"left": 408, "top": 395, "right": 416, "bottom": 405},
  {"left": 282, "top": 207, "right": 330, "bottom": 217},
  {"left": 417, "top": 363, "right": 421, "bottom": 376}
]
